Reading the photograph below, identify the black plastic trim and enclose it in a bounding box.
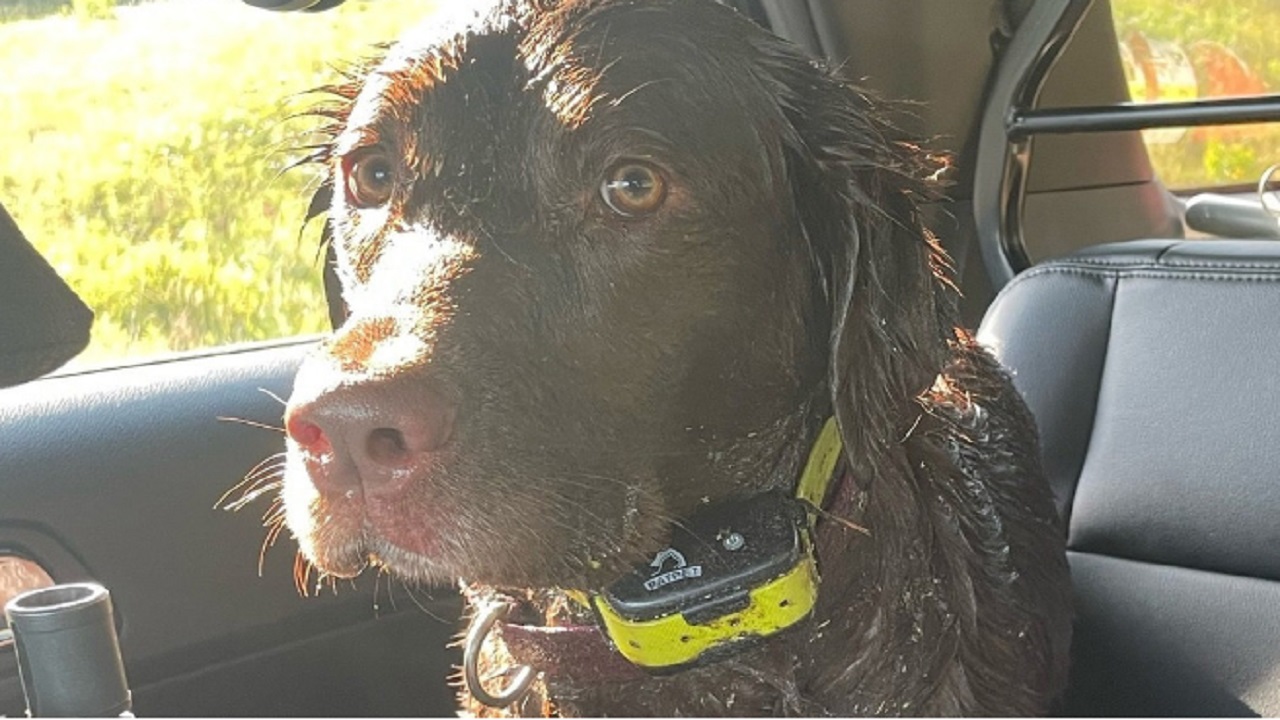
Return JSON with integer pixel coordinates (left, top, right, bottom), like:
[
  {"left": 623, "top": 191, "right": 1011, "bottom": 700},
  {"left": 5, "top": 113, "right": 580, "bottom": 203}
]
[
  {"left": 973, "top": 0, "right": 1094, "bottom": 289},
  {"left": 1012, "top": 94, "right": 1280, "bottom": 138}
]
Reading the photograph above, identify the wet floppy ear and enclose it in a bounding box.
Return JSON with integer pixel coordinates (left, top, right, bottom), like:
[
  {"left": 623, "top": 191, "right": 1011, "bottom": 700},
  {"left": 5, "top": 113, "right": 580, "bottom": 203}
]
[
  {"left": 762, "top": 45, "right": 956, "bottom": 467},
  {"left": 302, "top": 181, "right": 349, "bottom": 331}
]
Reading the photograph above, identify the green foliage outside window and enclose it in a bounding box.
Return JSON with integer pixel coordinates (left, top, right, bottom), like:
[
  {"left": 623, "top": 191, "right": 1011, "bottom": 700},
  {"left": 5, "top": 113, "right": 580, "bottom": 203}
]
[
  {"left": 72, "top": 0, "right": 117, "bottom": 20},
  {"left": 0, "top": 0, "right": 438, "bottom": 365},
  {"left": 1111, "top": 0, "right": 1280, "bottom": 189},
  {"left": 2, "top": 0, "right": 1275, "bottom": 367}
]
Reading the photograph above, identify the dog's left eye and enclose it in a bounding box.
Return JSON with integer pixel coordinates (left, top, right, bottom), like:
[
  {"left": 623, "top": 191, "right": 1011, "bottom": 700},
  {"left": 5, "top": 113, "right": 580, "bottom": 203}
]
[
  {"left": 343, "top": 148, "right": 396, "bottom": 208},
  {"left": 601, "top": 161, "right": 667, "bottom": 217}
]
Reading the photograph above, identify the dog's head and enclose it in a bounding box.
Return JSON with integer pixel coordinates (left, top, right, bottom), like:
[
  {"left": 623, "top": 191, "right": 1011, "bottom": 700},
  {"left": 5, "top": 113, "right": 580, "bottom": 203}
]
[{"left": 279, "top": 0, "right": 953, "bottom": 591}]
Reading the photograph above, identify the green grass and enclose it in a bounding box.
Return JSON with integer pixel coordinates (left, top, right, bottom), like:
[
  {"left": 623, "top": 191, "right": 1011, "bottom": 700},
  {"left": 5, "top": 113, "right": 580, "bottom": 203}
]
[
  {"left": 4, "top": 0, "right": 1275, "bottom": 368},
  {"left": 0, "top": 0, "right": 441, "bottom": 366}
]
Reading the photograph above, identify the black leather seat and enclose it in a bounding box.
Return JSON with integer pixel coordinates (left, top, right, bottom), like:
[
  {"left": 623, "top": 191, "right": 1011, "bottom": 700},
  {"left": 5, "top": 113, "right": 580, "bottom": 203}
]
[{"left": 977, "top": 239, "right": 1280, "bottom": 717}]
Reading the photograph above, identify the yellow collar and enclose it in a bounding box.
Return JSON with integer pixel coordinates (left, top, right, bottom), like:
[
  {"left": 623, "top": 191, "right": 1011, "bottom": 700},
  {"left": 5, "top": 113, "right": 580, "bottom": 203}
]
[
  {"left": 467, "top": 417, "right": 849, "bottom": 707},
  {"left": 586, "top": 416, "right": 844, "bottom": 671},
  {"left": 795, "top": 416, "right": 843, "bottom": 508}
]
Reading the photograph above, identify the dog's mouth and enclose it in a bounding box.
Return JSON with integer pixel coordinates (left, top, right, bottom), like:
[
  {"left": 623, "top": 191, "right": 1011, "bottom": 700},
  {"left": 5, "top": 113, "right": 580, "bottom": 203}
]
[
  {"left": 279, "top": 442, "right": 455, "bottom": 581},
  {"left": 276, "top": 422, "right": 674, "bottom": 591}
]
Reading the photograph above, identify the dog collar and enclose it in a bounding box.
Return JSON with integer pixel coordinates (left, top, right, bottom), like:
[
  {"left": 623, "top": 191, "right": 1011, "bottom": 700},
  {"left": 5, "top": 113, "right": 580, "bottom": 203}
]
[
  {"left": 464, "top": 418, "right": 849, "bottom": 706},
  {"left": 588, "top": 417, "right": 841, "bottom": 669}
]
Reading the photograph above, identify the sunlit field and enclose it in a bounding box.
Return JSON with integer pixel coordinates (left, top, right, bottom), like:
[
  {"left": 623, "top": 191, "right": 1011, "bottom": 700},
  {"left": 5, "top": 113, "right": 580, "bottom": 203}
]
[
  {"left": 1111, "top": 0, "right": 1280, "bottom": 189},
  {"left": 1, "top": 0, "right": 1276, "bottom": 367},
  {"left": 0, "top": 0, "right": 442, "bottom": 364}
]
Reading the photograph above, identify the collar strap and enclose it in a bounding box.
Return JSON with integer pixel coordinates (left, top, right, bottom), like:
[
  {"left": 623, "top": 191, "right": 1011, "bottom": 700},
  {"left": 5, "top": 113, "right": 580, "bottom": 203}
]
[
  {"left": 498, "top": 619, "right": 649, "bottom": 684},
  {"left": 795, "top": 416, "right": 844, "bottom": 509}
]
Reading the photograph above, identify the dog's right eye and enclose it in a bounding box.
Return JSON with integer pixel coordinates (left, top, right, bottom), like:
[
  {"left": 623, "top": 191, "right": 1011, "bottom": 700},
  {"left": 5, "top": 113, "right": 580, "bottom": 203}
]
[
  {"left": 601, "top": 161, "right": 668, "bottom": 217},
  {"left": 342, "top": 148, "right": 396, "bottom": 208}
]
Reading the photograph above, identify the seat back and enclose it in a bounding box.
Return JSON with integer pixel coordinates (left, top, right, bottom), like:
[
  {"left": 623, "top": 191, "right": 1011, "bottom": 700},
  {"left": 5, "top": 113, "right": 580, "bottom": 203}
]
[{"left": 978, "top": 239, "right": 1280, "bottom": 716}]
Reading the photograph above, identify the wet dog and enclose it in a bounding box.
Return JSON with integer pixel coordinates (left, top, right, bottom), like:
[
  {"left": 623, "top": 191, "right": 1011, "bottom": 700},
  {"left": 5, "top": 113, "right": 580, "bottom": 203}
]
[{"left": 273, "top": 0, "right": 1072, "bottom": 714}]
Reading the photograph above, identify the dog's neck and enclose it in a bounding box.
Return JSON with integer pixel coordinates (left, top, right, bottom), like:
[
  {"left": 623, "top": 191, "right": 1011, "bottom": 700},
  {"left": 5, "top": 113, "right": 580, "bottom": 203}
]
[{"left": 459, "top": 415, "right": 868, "bottom": 715}]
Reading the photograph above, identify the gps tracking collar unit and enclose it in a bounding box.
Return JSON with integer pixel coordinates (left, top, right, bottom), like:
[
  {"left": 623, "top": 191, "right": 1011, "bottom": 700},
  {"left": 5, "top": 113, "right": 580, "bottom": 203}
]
[
  {"left": 591, "top": 416, "right": 843, "bottom": 670},
  {"left": 463, "top": 418, "right": 847, "bottom": 707},
  {"left": 591, "top": 492, "right": 818, "bottom": 667}
]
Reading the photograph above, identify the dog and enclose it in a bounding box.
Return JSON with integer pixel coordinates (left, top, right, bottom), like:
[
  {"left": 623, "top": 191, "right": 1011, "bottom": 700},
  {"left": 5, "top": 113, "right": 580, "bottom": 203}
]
[{"left": 270, "top": 0, "right": 1072, "bottom": 714}]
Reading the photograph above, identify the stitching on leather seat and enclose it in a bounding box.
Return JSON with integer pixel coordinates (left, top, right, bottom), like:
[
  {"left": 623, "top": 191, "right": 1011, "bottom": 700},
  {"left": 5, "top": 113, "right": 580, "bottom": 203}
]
[
  {"left": 1060, "top": 271, "right": 1118, "bottom": 536},
  {"left": 1067, "top": 549, "right": 1280, "bottom": 587},
  {"left": 1004, "top": 265, "right": 1280, "bottom": 285},
  {"left": 1156, "top": 259, "right": 1280, "bottom": 269}
]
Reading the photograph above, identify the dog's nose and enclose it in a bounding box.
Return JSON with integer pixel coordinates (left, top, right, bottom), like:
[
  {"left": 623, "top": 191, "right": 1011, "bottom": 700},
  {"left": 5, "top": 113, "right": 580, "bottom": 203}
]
[{"left": 284, "top": 381, "right": 457, "bottom": 496}]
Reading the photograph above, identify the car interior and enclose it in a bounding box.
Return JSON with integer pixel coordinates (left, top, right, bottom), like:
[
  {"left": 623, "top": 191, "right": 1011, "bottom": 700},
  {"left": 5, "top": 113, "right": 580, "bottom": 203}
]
[{"left": 2, "top": 0, "right": 1279, "bottom": 715}]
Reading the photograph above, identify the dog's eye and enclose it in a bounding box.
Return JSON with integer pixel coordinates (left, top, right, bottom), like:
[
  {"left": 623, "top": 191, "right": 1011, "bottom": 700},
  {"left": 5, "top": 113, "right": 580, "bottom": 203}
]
[
  {"left": 343, "top": 148, "right": 396, "bottom": 208},
  {"left": 601, "top": 162, "right": 667, "bottom": 217}
]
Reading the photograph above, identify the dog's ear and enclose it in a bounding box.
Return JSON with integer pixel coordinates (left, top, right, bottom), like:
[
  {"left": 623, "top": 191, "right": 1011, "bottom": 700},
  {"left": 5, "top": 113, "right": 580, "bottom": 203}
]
[
  {"left": 759, "top": 45, "right": 956, "bottom": 468},
  {"left": 303, "top": 180, "right": 349, "bottom": 330}
]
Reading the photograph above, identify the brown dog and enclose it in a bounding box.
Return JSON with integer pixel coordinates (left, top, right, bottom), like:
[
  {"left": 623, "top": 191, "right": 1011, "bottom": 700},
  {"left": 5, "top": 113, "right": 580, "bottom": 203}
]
[{"left": 273, "top": 0, "right": 1072, "bottom": 714}]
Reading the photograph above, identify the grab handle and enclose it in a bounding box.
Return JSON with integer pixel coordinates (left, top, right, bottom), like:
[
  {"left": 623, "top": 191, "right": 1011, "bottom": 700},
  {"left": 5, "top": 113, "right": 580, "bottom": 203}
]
[{"left": 4, "top": 583, "right": 132, "bottom": 717}]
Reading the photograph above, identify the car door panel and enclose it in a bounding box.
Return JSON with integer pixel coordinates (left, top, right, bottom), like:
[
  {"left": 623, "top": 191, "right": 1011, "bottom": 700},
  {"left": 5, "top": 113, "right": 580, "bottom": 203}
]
[{"left": 0, "top": 340, "right": 461, "bottom": 716}]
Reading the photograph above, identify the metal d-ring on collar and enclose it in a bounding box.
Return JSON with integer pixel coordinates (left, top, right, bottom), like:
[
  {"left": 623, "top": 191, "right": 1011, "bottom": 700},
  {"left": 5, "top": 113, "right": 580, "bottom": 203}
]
[{"left": 463, "top": 602, "right": 537, "bottom": 709}]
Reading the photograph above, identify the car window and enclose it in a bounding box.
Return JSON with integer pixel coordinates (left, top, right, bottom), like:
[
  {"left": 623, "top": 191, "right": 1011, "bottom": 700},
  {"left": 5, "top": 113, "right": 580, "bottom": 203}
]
[
  {"left": 1111, "top": 0, "right": 1280, "bottom": 191},
  {"left": 0, "top": 0, "right": 444, "bottom": 369}
]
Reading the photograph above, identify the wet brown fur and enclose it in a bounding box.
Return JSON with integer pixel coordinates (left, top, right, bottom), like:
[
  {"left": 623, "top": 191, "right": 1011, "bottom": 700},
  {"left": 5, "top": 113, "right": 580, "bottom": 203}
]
[{"left": 277, "top": 0, "right": 1071, "bottom": 714}]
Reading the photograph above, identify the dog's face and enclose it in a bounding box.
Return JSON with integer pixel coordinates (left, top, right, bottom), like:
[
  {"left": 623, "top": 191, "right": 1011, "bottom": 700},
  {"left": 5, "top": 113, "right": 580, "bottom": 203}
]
[{"left": 280, "top": 0, "right": 946, "bottom": 591}]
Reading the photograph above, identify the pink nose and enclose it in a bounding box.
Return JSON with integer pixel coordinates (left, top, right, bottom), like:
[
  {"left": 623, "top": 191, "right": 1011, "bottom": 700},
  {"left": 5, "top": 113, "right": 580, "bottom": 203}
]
[{"left": 284, "top": 381, "right": 457, "bottom": 496}]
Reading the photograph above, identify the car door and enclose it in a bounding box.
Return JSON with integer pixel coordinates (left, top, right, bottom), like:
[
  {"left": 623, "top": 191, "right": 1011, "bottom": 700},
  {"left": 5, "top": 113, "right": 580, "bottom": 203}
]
[{"left": 1, "top": 340, "right": 462, "bottom": 716}]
